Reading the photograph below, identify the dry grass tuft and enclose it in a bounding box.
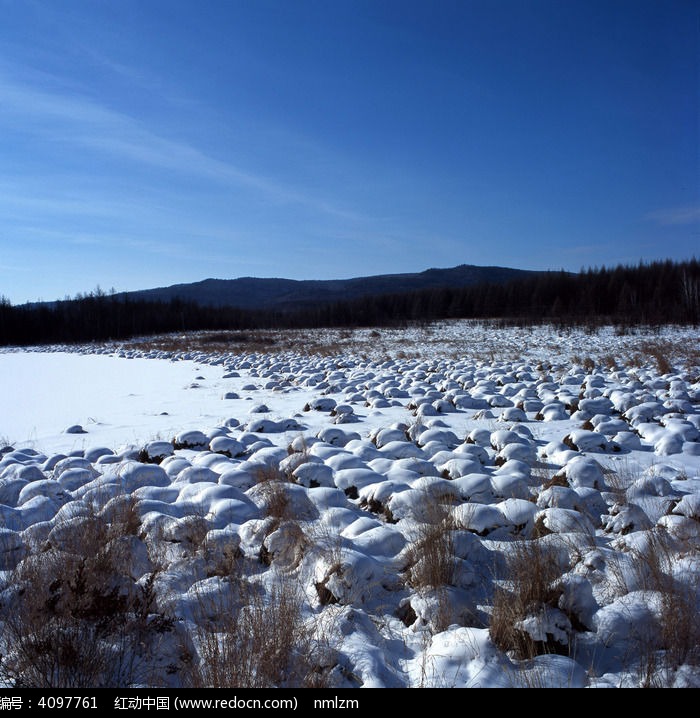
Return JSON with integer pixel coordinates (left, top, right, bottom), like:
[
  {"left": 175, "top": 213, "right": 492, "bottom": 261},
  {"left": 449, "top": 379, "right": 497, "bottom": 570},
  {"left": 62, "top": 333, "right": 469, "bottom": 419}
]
[
  {"left": 615, "top": 529, "right": 700, "bottom": 685},
  {"left": 490, "top": 538, "right": 569, "bottom": 660},
  {"left": 403, "top": 500, "right": 458, "bottom": 632},
  {"left": 254, "top": 465, "right": 293, "bottom": 524},
  {"left": 0, "top": 510, "right": 173, "bottom": 687},
  {"left": 186, "top": 573, "right": 325, "bottom": 688},
  {"left": 405, "top": 504, "right": 456, "bottom": 591},
  {"left": 638, "top": 340, "right": 674, "bottom": 375}
]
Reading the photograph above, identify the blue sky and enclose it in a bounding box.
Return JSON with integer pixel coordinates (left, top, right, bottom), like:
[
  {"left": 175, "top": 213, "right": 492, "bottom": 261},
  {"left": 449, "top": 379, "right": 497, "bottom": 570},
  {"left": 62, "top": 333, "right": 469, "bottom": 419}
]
[{"left": 0, "top": 0, "right": 697, "bottom": 304}]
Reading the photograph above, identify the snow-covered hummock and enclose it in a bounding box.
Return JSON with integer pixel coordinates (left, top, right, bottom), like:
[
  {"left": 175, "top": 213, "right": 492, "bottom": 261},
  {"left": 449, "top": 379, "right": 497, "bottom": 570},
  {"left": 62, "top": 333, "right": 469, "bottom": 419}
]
[{"left": 0, "top": 321, "right": 699, "bottom": 688}]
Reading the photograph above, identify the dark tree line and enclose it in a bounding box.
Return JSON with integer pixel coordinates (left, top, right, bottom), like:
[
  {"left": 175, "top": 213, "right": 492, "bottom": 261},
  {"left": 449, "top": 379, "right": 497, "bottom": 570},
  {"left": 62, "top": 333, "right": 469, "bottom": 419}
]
[
  {"left": 0, "top": 293, "right": 267, "bottom": 346},
  {"left": 311, "top": 259, "right": 700, "bottom": 329},
  {"left": 1, "top": 259, "right": 698, "bottom": 347}
]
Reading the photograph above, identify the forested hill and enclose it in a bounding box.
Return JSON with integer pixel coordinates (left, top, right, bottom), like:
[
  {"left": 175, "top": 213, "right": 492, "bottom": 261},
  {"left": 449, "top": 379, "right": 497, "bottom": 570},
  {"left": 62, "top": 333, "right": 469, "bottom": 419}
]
[
  {"left": 112, "top": 264, "right": 538, "bottom": 310},
  {"left": 1, "top": 259, "right": 698, "bottom": 346}
]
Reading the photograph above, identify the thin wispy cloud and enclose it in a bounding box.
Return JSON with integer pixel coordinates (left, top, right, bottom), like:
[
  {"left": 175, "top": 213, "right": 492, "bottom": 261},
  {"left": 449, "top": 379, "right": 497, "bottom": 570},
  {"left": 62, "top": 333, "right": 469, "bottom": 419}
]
[
  {"left": 0, "top": 178, "right": 269, "bottom": 259},
  {"left": 0, "top": 73, "right": 363, "bottom": 221},
  {"left": 0, "top": 185, "right": 139, "bottom": 220},
  {"left": 645, "top": 206, "right": 700, "bottom": 226},
  {"left": 5, "top": 223, "right": 183, "bottom": 258}
]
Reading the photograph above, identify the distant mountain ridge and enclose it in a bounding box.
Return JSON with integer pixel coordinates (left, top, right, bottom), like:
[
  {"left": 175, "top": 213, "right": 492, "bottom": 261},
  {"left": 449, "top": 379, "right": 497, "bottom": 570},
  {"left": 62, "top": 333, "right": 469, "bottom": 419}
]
[{"left": 117, "top": 264, "right": 540, "bottom": 311}]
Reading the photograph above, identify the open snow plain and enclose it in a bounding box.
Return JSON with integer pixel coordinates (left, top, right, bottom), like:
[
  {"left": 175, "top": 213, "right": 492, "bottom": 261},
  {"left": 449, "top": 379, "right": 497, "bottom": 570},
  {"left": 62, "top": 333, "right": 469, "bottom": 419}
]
[{"left": 0, "top": 321, "right": 699, "bottom": 688}]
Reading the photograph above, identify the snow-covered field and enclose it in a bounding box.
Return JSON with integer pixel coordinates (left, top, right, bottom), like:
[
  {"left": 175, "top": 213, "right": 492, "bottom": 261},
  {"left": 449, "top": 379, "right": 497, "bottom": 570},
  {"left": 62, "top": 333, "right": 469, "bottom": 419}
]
[{"left": 1, "top": 321, "right": 699, "bottom": 688}]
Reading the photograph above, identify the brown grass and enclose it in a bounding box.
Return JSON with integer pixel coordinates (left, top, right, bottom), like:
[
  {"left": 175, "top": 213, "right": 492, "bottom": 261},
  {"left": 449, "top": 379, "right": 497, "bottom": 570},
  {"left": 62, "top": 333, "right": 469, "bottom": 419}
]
[
  {"left": 186, "top": 572, "right": 325, "bottom": 688},
  {"left": 0, "top": 509, "right": 173, "bottom": 687},
  {"left": 613, "top": 529, "right": 700, "bottom": 685},
  {"left": 112, "top": 329, "right": 351, "bottom": 358},
  {"left": 405, "top": 504, "right": 456, "bottom": 591},
  {"left": 254, "top": 465, "right": 292, "bottom": 523},
  {"left": 638, "top": 340, "right": 674, "bottom": 375},
  {"left": 403, "top": 500, "right": 457, "bottom": 633},
  {"left": 490, "top": 538, "right": 569, "bottom": 660}
]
